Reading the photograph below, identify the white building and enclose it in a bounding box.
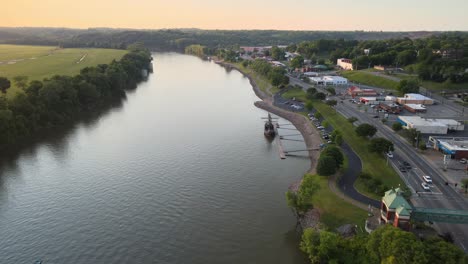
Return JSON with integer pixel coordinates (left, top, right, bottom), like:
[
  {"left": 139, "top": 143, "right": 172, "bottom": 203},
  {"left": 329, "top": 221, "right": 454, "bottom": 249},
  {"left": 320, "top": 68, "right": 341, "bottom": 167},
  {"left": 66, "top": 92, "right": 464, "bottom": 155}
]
[
  {"left": 337, "top": 58, "right": 353, "bottom": 70},
  {"left": 309, "top": 76, "right": 348, "bottom": 86},
  {"left": 397, "top": 116, "right": 464, "bottom": 134},
  {"left": 397, "top": 93, "right": 433, "bottom": 105}
]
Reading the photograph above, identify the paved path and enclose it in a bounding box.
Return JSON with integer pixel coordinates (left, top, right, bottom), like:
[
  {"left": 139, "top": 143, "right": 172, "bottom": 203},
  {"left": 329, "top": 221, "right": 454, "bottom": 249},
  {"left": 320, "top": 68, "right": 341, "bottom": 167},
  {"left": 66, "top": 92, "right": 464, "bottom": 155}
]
[{"left": 336, "top": 143, "right": 380, "bottom": 209}]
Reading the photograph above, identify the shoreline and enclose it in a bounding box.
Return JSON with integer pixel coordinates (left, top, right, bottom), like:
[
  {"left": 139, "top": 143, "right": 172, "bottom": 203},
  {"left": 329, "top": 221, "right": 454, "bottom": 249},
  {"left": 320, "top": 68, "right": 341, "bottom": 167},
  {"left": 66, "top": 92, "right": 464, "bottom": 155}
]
[{"left": 217, "top": 61, "right": 321, "bottom": 174}]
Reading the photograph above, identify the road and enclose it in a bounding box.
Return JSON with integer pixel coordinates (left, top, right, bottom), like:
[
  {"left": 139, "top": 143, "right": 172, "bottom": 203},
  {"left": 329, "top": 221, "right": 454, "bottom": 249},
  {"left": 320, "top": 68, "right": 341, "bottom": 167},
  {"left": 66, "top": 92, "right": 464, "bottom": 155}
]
[{"left": 288, "top": 75, "right": 468, "bottom": 252}]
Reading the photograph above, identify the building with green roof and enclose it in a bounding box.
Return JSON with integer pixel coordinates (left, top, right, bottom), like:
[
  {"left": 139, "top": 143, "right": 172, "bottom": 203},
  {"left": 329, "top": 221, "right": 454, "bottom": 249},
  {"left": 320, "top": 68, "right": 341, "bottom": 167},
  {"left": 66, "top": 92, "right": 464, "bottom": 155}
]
[{"left": 380, "top": 188, "right": 413, "bottom": 230}]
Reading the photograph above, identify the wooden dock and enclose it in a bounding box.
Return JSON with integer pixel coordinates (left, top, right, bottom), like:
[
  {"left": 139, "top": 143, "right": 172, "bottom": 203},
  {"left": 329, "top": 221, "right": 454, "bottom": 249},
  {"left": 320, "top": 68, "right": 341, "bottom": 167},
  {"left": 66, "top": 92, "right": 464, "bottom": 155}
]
[{"left": 274, "top": 124, "right": 286, "bottom": 159}]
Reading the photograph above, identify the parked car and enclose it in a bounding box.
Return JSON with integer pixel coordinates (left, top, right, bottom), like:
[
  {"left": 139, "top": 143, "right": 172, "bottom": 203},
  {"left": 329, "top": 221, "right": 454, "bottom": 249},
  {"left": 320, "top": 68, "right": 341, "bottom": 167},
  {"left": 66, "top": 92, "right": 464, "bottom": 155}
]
[
  {"left": 386, "top": 152, "right": 393, "bottom": 158},
  {"left": 460, "top": 158, "right": 467, "bottom": 164},
  {"left": 422, "top": 175, "right": 433, "bottom": 184},
  {"left": 373, "top": 115, "right": 379, "bottom": 118},
  {"left": 421, "top": 182, "right": 431, "bottom": 191},
  {"left": 317, "top": 126, "right": 324, "bottom": 129}
]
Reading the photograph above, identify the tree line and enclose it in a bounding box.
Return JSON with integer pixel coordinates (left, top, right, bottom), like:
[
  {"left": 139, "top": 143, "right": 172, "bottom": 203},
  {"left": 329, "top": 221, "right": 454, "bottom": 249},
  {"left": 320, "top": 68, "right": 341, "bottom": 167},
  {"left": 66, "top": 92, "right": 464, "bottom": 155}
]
[
  {"left": 301, "top": 225, "right": 467, "bottom": 264},
  {"left": 0, "top": 45, "right": 152, "bottom": 147}
]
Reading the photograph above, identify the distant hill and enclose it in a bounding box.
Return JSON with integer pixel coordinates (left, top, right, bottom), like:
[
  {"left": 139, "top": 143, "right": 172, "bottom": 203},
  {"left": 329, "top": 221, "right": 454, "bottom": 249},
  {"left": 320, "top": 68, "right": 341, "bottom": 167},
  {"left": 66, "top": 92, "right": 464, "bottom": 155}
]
[{"left": 0, "top": 27, "right": 445, "bottom": 51}]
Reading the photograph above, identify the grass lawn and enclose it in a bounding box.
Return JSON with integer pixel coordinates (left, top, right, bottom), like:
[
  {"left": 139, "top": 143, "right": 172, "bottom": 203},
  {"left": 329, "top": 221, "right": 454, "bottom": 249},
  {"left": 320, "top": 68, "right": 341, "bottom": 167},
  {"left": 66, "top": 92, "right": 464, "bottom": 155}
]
[
  {"left": 282, "top": 86, "right": 307, "bottom": 101},
  {"left": 233, "top": 62, "right": 280, "bottom": 95},
  {"left": 0, "top": 45, "right": 128, "bottom": 99},
  {"left": 341, "top": 70, "right": 399, "bottom": 90},
  {"left": 313, "top": 101, "right": 404, "bottom": 199},
  {"left": 309, "top": 174, "right": 368, "bottom": 230}
]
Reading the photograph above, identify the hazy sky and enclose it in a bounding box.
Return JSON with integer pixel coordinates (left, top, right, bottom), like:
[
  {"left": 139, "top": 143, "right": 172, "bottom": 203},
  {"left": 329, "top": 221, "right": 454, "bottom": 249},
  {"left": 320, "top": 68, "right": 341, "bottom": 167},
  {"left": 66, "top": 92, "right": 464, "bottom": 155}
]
[{"left": 3, "top": 0, "right": 468, "bottom": 31}]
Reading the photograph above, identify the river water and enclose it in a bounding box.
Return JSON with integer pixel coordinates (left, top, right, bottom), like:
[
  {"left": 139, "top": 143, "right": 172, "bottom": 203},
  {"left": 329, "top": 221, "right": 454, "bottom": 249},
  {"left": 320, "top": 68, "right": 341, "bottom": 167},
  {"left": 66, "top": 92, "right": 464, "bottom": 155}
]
[{"left": 0, "top": 53, "right": 309, "bottom": 264}]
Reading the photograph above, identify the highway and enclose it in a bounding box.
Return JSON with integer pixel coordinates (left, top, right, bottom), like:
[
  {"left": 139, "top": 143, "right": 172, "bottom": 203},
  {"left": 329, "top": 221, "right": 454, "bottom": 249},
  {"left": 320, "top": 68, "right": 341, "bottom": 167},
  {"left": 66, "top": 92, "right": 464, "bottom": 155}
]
[{"left": 288, "top": 75, "right": 468, "bottom": 251}]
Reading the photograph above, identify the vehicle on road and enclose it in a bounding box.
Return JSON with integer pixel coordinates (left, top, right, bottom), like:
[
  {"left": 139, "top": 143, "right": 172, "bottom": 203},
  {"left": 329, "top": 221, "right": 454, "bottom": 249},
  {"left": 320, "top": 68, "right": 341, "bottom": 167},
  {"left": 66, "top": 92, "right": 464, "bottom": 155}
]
[
  {"left": 386, "top": 152, "right": 393, "bottom": 158},
  {"left": 422, "top": 175, "right": 433, "bottom": 183},
  {"left": 421, "top": 182, "right": 431, "bottom": 191},
  {"left": 460, "top": 158, "right": 467, "bottom": 164},
  {"left": 399, "top": 166, "right": 407, "bottom": 172},
  {"left": 402, "top": 161, "right": 411, "bottom": 169},
  {"left": 373, "top": 115, "right": 379, "bottom": 118}
]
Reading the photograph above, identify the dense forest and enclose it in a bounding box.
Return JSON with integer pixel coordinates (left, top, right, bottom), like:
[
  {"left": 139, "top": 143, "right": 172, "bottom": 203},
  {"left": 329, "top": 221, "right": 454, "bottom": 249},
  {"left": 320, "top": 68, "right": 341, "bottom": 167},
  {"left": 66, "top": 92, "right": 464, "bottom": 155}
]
[
  {"left": 0, "top": 27, "right": 437, "bottom": 51},
  {"left": 0, "top": 44, "right": 152, "bottom": 147}
]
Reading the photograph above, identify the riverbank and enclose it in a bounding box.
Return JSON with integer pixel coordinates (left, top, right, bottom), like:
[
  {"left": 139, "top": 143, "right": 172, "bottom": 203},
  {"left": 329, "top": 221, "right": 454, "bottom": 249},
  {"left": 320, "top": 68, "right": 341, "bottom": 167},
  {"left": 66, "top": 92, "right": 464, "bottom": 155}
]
[{"left": 217, "top": 61, "right": 321, "bottom": 173}]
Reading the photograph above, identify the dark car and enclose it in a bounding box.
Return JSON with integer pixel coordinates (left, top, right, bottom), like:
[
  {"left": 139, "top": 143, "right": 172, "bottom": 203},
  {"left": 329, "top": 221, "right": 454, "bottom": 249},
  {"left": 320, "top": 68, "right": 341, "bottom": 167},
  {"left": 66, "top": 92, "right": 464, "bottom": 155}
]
[
  {"left": 373, "top": 115, "right": 379, "bottom": 118},
  {"left": 402, "top": 161, "right": 411, "bottom": 169},
  {"left": 399, "top": 166, "right": 407, "bottom": 172}
]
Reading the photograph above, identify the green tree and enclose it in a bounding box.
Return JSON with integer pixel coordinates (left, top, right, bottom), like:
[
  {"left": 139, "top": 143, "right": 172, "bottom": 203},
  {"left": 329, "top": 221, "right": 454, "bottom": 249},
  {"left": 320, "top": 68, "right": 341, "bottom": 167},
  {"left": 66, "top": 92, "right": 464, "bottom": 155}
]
[
  {"left": 285, "top": 190, "right": 298, "bottom": 209},
  {"left": 315, "top": 92, "right": 326, "bottom": 100},
  {"left": 322, "top": 120, "right": 329, "bottom": 129},
  {"left": 300, "top": 229, "right": 341, "bottom": 264},
  {"left": 369, "top": 137, "right": 394, "bottom": 153},
  {"left": 13, "top": 76, "right": 28, "bottom": 90},
  {"left": 314, "top": 112, "right": 322, "bottom": 119},
  {"left": 290, "top": 55, "right": 304, "bottom": 68},
  {"left": 317, "top": 155, "right": 337, "bottom": 176},
  {"left": 397, "top": 79, "right": 420, "bottom": 94},
  {"left": 423, "top": 236, "right": 468, "bottom": 264},
  {"left": 322, "top": 146, "right": 344, "bottom": 167},
  {"left": 271, "top": 46, "right": 285, "bottom": 61},
  {"left": 325, "top": 87, "right": 336, "bottom": 95},
  {"left": 0, "top": 77, "right": 11, "bottom": 94},
  {"left": 296, "top": 174, "right": 321, "bottom": 211},
  {"left": 392, "top": 122, "right": 403, "bottom": 131},
  {"left": 356, "top": 123, "right": 377, "bottom": 138}
]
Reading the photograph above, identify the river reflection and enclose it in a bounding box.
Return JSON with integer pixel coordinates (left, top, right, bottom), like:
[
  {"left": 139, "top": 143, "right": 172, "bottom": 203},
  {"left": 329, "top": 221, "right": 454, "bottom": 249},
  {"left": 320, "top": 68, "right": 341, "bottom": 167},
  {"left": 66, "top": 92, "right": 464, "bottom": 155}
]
[{"left": 0, "top": 53, "right": 309, "bottom": 264}]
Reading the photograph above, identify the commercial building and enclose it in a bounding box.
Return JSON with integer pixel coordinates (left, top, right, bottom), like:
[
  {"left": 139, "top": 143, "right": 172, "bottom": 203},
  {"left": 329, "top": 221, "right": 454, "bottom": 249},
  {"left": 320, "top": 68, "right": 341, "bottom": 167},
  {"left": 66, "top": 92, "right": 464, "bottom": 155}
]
[
  {"left": 429, "top": 136, "right": 468, "bottom": 159},
  {"left": 397, "top": 93, "right": 434, "bottom": 105},
  {"left": 309, "top": 76, "right": 348, "bottom": 86},
  {"left": 380, "top": 188, "right": 412, "bottom": 230},
  {"left": 347, "top": 86, "right": 377, "bottom": 97},
  {"left": 337, "top": 58, "right": 353, "bottom": 70},
  {"left": 397, "top": 116, "right": 464, "bottom": 134},
  {"left": 360, "top": 96, "right": 396, "bottom": 105},
  {"left": 379, "top": 102, "right": 401, "bottom": 114},
  {"left": 403, "top": 104, "right": 427, "bottom": 113}
]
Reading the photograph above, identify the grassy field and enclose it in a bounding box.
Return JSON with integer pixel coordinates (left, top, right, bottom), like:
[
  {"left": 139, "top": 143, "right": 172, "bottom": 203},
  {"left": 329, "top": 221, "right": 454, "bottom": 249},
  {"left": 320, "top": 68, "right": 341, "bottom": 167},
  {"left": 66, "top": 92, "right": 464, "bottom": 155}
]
[
  {"left": 282, "top": 86, "right": 307, "bottom": 101},
  {"left": 0, "top": 45, "right": 128, "bottom": 99},
  {"left": 309, "top": 174, "right": 368, "bottom": 229},
  {"left": 341, "top": 70, "right": 399, "bottom": 90},
  {"left": 313, "top": 101, "right": 404, "bottom": 199},
  {"left": 233, "top": 63, "right": 281, "bottom": 95}
]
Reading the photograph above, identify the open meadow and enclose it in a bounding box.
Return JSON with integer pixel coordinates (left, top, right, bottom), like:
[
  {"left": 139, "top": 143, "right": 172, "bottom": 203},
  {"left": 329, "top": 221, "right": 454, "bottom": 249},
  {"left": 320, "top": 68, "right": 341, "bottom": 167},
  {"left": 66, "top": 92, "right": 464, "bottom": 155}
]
[{"left": 0, "top": 44, "right": 128, "bottom": 99}]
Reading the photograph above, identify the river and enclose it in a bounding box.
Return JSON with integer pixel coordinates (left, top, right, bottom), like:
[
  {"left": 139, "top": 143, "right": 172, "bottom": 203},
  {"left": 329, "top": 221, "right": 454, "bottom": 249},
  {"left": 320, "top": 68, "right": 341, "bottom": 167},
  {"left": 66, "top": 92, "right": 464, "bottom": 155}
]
[{"left": 0, "top": 53, "right": 309, "bottom": 264}]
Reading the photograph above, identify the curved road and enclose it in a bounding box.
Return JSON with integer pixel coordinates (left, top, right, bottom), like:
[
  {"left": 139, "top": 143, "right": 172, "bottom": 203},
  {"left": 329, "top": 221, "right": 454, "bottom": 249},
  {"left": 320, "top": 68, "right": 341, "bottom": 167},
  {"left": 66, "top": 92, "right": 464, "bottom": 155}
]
[{"left": 339, "top": 142, "right": 380, "bottom": 208}]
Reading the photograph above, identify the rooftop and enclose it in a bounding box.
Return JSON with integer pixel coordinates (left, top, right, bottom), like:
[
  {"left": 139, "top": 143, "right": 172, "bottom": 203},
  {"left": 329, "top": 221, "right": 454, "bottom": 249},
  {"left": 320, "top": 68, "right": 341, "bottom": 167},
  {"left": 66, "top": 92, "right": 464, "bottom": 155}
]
[
  {"left": 398, "top": 116, "right": 462, "bottom": 127},
  {"left": 403, "top": 93, "right": 433, "bottom": 101},
  {"left": 405, "top": 104, "right": 426, "bottom": 110},
  {"left": 382, "top": 188, "right": 412, "bottom": 213}
]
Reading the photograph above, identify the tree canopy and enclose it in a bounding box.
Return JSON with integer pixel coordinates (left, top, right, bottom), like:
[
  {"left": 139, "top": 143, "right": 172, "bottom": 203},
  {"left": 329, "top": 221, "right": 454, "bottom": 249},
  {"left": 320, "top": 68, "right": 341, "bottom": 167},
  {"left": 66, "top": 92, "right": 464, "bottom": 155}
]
[{"left": 356, "top": 123, "right": 377, "bottom": 138}]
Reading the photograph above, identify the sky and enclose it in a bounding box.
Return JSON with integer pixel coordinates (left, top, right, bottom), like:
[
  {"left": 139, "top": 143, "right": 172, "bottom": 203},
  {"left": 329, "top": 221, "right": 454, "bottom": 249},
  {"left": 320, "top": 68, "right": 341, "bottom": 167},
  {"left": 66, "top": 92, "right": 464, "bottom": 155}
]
[{"left": 2, "top": 0, "right": 468, "bottom": 31}]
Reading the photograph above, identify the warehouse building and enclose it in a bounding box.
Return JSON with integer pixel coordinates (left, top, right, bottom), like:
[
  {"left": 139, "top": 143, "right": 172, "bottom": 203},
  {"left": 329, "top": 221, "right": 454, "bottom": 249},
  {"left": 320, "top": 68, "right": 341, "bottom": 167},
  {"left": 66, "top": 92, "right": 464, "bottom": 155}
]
[
  {"left": 403, "top": 104, "right": 427, "bottom": 113},
  {"left": 397, "top": 93, "right": 434, "bottom": 105},
  {"left": 397, "top": 116, "right": 464, "bottom": 134},
  {"left": 429, "top": 136, "right": 468, "bottom": 159},
  {"left": 309, "top": 76, "right": 348, "bottom": 86}
]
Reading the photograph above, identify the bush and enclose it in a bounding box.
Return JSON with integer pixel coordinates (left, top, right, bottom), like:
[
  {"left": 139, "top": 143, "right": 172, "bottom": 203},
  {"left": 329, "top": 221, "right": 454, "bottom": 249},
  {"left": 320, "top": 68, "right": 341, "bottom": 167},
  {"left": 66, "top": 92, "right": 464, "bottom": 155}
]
[
  {"left": 348, "top": 117, "right": 358, "bottom": 123},
  {"left": 355, "top": 123, "right": 377, "bottom": 138},
  {"left": 322, "top": 146, "right": 344, "bottom": 168},
  {"left": 392, "top": 122, "right": 403, "bottom": 131}
]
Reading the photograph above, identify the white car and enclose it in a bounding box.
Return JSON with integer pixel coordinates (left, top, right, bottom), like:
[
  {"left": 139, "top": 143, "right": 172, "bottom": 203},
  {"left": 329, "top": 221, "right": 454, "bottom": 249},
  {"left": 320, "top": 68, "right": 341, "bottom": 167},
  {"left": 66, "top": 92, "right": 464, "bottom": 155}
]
[
  {"left": 422, "top": 175, "right": 432, "bottom": 183},
  {"left": 460, "top": 158, "right": 467, "bottom": 164},
  {"left": 421, "top": 182, "right": 431, "bottom": 191},
  {"left": 386, "top": 152, "right": 393, "bottom": 158}
]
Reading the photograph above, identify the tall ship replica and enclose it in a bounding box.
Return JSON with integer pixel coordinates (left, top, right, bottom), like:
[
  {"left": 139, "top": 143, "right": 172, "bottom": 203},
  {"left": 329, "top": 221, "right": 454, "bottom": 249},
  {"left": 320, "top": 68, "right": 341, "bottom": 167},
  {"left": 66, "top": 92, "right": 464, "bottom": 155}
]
[{"left": 264, "top": 113, "right": 276, "bottom": 138}]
